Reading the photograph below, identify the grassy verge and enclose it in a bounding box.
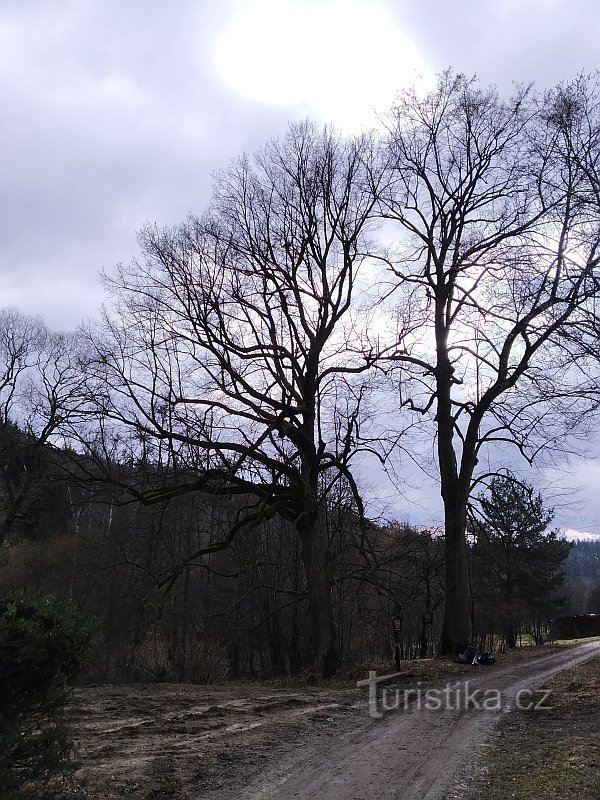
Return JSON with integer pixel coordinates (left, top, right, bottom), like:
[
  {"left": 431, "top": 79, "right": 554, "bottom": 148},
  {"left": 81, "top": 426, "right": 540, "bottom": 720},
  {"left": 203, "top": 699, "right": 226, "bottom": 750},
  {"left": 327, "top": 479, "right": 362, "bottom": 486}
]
[
  {"left": 472, "top": 655, "right": 600, "bottom": 799},
  {"left": 339, "top": 638, "right": 600, "bottom": 686}
]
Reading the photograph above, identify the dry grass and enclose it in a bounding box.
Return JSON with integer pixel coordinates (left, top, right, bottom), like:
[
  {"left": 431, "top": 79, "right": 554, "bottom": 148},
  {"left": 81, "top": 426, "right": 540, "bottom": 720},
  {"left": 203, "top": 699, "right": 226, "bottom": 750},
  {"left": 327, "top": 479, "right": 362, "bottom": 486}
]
[
  {"left": 337, "top": 639, "right": 594, "bottom": 686},
  {"left": 473, "top": 655, "right": 600, "bottom": 799}
]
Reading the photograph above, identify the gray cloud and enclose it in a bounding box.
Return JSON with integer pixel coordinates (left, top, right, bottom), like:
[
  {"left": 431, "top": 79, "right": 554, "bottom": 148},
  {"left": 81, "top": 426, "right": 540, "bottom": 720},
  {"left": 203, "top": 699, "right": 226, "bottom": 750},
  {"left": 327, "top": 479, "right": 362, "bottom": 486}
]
[
  {"left": 1, "top": 0, "right": 599, "bottom": 530},
  {"left": 0, "top": 0, "right": 296, "bottom": 326},
  {"left": 398, "top": 0, "right": 600, "bottom": 88},
  {"left": 3, "top": 0, "right": 598, "bottom": 326}
]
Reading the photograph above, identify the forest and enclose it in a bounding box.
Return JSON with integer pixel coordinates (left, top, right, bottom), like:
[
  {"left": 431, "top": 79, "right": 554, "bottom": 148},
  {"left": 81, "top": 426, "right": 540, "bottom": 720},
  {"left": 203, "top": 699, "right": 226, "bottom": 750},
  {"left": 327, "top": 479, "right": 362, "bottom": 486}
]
[{"left": 0, "top": 425, "right": 590, "bottom": 682}]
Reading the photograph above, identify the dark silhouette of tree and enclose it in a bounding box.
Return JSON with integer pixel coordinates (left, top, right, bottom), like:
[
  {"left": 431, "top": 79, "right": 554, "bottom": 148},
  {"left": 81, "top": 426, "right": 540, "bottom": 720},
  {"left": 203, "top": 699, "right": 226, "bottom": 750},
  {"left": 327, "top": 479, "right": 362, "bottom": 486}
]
[
  {"left": 472, "top": 475, "right": 571, "bottom": 647},
  {"left": 85, "top": 123, "right": 384, "bottom": 675},
  {"left": 378, "top": 72, "right": 600, "bottom": 653},
  {"left": 0, "top": 309, "right": 87, "bottom": 549},
  {"left": 587, "top": 582, "right": 600, "bottom": 614}
]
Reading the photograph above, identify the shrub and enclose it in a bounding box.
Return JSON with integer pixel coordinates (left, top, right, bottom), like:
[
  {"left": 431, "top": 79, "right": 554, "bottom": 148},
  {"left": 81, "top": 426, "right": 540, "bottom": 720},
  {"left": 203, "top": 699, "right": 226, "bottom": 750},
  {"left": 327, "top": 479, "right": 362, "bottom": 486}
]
[
  {"left": 184, "top": 636, "right": 229, "bottom": 684},
  {"left": 130, "top": 628, "right": 230, "bottom": 683},
  {"left": 130, "top": 627, "right": 174, "bottom": 682},
  {"left": 0, "top": 594, "right": 94, "bottom": 798}
]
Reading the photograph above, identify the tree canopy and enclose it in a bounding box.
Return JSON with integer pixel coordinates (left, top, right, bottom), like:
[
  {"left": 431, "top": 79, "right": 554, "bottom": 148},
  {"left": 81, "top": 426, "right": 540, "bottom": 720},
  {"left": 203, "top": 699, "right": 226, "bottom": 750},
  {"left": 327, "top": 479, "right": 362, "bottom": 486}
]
[{"left": 4, "top": 72, "right": 599, "bottom": 671}]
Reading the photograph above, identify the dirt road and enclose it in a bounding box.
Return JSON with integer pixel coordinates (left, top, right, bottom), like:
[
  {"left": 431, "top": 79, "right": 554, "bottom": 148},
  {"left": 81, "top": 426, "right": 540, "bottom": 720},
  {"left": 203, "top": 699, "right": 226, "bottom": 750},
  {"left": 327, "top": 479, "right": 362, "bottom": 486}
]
[
  {"left": 218, "top": 641, "right": 600, "bottom": 800},
  {"left": 69, "top": 641, "right": 600, "bottom": 799}
]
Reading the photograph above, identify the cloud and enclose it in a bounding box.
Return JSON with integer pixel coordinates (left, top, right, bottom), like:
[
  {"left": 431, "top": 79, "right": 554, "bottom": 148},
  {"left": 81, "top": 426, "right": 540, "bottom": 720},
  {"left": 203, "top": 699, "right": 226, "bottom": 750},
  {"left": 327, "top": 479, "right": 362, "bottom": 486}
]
[
  {"left": 562, "top": 529, "right": 600, "bottom": 542},
  {"left": 395, "top": 0, "right": 600, "bottom": 89},
  {"left": 0, "top": 1, "right": 296, "bottom": 327},
  {"left": 215, "top": 0, "right": 432, "bottom": 131},
  {"left": 542, "top": 459, "right": 600, "bottom": 535},
  {"left": 3, "top": 0, "right": 600, "bottom": 329},
  {"left": 1, "top": 0, "right": 599, "bottom": 534}
]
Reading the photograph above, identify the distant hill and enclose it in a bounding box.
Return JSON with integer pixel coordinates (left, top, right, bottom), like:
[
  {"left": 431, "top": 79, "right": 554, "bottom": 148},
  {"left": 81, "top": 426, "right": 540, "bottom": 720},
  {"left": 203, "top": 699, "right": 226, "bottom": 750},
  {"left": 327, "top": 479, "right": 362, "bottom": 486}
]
[{"left": 564, "top": 540, "right": 600, "bottom": 613}]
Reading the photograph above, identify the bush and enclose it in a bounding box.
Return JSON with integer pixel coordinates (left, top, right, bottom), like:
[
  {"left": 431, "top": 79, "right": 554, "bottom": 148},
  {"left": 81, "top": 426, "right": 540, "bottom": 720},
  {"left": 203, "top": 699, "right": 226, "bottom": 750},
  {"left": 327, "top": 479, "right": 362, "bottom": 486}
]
[
  {"left": 130, "top": 627, "right": 173, "bottom": 682},
  {"left": 0, "top": 594, "right": 93, "bottom": 798},
  {"left": 184, "top": 636, "right": 229, "bottom": 684},
  {"left": 131, "top": 627, "right": 230, "bottom": 683}
]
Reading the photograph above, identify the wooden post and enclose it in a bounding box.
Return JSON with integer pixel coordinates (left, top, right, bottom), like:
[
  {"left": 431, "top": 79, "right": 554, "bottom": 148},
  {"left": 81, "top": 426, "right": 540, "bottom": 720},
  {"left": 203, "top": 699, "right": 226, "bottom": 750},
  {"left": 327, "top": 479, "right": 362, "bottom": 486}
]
[{"left": 392, "top": 615, "right": 402, "bottom": 671}]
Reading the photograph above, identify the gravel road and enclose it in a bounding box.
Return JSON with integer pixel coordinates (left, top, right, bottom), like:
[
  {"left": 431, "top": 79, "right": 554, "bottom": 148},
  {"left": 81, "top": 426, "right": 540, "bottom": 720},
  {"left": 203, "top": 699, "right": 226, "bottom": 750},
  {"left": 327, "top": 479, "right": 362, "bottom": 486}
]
[{"left": 223, "top": 641, "right": 600, "bottom": 800}]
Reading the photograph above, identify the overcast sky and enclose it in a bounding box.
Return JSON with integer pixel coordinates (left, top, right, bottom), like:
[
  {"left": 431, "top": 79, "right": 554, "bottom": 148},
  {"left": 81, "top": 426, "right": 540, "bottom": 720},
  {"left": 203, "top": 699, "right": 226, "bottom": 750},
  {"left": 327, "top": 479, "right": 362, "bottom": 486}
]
[{"left": 2, "top": 0, "right": 599, "bottom": 536}]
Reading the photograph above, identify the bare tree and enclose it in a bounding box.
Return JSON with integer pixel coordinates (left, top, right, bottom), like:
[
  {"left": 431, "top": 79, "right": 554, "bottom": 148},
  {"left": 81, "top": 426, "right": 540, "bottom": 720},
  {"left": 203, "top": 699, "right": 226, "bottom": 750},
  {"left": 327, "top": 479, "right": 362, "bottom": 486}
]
[
  {"left": 0, "top": 308, "right": 87, "bottom": 549},
  {"left": 378, "top": 72, "right": 600, "bottom": 654},
  {"left": 86, "top": 123, "right": 383, "bottom": 674}
]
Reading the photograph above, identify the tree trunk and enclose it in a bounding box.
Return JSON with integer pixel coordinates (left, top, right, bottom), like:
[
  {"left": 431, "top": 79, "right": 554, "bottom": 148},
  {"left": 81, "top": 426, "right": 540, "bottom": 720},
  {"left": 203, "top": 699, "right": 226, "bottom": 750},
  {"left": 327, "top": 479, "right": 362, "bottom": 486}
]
[
  {"left": 419, "top": 578, "right": 432, "bottom": 659},
  {"left": 297, "top": 510, "right": 338, "bottom": 676},
  {"left": 436, "top": 341, "right": 472, "bottom": 655},
  {"left": 419, "top": 617, "right": 428, "bottom": 660},
  {"left": 177, "top": 565, "right": 191, "bottom": 681},
  {"left": 440, "top": 509, "right": 471, "bottom": 654},
  {"left": 505, "top": 583, "right": 517, "bottom": 648}
]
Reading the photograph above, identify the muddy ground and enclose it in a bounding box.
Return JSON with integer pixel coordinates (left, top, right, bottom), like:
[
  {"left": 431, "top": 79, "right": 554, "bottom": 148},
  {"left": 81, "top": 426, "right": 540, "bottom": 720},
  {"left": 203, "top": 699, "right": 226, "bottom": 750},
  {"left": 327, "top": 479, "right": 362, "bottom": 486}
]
[
  {"left": 58, "top": 641, "right": 599, "bottom": 800},
  {"left": 68, "top": 679, "right": 363, "bottom": 798}
]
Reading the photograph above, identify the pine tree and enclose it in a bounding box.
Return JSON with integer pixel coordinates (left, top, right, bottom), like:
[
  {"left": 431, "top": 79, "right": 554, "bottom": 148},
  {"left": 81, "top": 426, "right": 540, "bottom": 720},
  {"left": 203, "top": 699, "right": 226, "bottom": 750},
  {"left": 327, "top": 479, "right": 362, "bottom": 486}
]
[{"left": 473, "top": 476, "right": 571, "bottom": 647}]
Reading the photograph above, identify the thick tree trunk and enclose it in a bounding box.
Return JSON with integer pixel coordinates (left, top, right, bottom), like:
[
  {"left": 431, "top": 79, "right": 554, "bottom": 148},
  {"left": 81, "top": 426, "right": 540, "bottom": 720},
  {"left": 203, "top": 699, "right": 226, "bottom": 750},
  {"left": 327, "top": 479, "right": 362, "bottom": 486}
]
[
  {"left": 297, "top": 510, "right": 338, "bottom": 677},
  {"left": 440, "top": 508, "right": 471, "bottom": 654},
  {"left": 419, "top": 578, "right": 432, "bottom": 658},
  {"left": 436, "top": 345, "right": 473, "bottom": 655},
  {"left": 0, "top": 490, "right": 28, "bottom": 551}
]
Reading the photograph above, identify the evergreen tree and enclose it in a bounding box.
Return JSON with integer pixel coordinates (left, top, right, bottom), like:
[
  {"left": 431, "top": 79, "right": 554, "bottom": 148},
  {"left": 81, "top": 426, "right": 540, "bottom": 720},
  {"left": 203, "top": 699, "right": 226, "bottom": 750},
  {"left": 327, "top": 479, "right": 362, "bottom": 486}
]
[
  {"left": 587, "top": 583, "right": 600, "bottom": 614},
  {"left": 473, "top": 476, "right": 571, "bottom": 647}
]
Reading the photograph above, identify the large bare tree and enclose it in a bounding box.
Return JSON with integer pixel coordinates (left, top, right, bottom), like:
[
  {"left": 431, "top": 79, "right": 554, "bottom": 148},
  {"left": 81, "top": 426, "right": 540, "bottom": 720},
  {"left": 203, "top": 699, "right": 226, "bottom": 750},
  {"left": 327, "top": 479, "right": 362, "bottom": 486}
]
[
  {"left": 378, "top": 73, "right": 600, "bottom": 654},
  {"left": 86, "top": 123, "right": 383, "bottom": 674}
]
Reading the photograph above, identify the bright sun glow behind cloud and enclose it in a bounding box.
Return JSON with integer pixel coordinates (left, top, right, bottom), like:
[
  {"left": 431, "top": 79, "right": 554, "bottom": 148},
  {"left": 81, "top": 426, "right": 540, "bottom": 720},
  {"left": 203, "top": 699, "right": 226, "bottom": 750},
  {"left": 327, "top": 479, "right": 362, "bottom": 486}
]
[{"left": 215, "top": 0, "right": 431, "bottom": 130}]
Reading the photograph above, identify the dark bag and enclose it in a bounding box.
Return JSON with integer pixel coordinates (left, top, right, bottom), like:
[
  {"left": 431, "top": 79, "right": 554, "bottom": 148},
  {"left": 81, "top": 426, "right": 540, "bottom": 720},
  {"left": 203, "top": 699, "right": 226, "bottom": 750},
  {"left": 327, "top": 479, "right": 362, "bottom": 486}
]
[{"left": 457, "top": 645, "right": 477, "bottom": 663}]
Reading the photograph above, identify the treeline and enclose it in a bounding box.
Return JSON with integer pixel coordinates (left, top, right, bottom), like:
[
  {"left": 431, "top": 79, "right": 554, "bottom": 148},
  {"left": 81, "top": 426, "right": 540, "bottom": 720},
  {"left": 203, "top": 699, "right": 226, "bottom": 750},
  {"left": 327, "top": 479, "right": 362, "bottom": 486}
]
[
  {"left": 0, "top": 425, "right": 578, "bottom": 681},
  {"left": 564, "top": 540, "right": 600, "bottom": 614},
  {"left": 0, "top": 431, "right": 445, "bottom": 679},
  {"left": 566, "top": 540, "right": 600, "bottom": 581}
]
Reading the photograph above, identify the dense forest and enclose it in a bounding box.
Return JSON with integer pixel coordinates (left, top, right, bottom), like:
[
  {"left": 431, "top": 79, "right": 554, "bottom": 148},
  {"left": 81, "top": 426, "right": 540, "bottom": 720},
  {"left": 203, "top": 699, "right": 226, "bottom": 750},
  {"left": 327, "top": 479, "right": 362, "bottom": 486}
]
[
  {"left": 0, "top": 421, "right": 592, "bottom": 682},
  {"left": 565, "top": 540, "right": 600, "bottom": 614}
]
